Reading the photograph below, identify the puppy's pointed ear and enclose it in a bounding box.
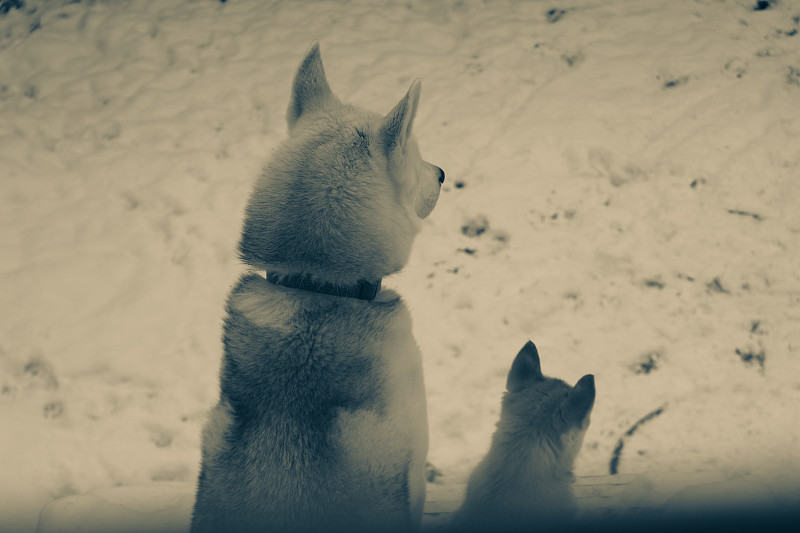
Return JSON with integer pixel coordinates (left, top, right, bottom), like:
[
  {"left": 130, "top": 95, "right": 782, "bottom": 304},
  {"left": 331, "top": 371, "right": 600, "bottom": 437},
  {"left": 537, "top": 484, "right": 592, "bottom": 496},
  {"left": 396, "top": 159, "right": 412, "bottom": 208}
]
[
  {"left": 507, "top": 341, "right": 543, "bottom": 392},
  {"left": 287, "top": 42, "right": 334, "bottom": 129},
  {"left": 380, "top": 79, "right": 421, "bottom": 153},
  {"left": 562, "top": 374, "right": 595, "bottom": 424}
]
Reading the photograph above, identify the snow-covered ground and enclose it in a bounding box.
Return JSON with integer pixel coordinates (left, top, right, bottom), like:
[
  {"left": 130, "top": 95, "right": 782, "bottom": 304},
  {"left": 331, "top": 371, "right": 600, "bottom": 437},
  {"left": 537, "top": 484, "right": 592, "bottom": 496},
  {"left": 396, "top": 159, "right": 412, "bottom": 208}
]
[{"left": 1, "top": 0, "right": 799, "bottom": 531}]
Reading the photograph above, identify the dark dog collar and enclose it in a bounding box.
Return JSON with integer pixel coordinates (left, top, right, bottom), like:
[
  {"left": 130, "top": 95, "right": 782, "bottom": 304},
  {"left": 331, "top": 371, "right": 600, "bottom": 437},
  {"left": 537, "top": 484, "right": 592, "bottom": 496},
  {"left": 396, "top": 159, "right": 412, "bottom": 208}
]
[{"left": 265, "top": 272, "right": 382, "bottom": 301}]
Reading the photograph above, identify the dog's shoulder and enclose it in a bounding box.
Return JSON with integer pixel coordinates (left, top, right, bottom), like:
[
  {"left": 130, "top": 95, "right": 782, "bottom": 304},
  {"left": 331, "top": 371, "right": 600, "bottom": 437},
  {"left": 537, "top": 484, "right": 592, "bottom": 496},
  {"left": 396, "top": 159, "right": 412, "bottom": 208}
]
[
  {"left": 220, "top": 273, "right": 416, "bottom": 408},
  {"left": 225, "top": 272, "right": 300, "bottom": 332}
]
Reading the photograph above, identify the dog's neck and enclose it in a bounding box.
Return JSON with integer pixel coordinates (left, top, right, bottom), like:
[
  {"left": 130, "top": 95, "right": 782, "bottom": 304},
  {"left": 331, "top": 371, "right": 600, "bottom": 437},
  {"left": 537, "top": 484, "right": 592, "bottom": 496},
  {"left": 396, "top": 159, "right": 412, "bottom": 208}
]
[{"left": 265, "top": 272, "right": 382, "bottom": 301}]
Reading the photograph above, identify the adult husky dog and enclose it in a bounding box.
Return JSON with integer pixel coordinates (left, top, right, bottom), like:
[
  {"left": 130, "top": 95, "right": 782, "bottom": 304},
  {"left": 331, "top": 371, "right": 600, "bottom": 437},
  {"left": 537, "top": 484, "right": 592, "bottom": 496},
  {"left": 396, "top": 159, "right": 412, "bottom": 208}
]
[{"left": 190, "top": 43, "right": 443, "bottom": 533}]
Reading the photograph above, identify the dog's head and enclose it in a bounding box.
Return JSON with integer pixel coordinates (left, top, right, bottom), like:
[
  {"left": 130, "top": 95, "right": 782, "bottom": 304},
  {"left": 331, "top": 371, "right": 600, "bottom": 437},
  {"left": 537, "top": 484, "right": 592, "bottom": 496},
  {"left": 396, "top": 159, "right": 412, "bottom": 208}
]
[{"left": 239, "top": 43, "right": 443, "bottom": 285}]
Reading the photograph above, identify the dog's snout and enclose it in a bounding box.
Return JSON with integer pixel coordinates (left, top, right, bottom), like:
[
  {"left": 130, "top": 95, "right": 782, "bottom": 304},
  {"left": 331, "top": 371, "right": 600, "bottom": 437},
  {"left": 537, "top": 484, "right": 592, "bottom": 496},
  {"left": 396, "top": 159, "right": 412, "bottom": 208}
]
[{"left": 437, "top": 167, "right": 445, "bottom": 185}]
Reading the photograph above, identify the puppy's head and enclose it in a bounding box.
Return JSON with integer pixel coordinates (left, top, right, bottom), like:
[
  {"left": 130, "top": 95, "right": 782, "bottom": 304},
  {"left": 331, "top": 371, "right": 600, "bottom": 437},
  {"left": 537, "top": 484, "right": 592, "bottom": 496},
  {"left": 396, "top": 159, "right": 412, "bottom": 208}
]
[
  {"left": 239, "top": 43, "right": 443, "bottom": 284},
  {"left": 503, "top": 341, "right": 595, "bottom": 468}
]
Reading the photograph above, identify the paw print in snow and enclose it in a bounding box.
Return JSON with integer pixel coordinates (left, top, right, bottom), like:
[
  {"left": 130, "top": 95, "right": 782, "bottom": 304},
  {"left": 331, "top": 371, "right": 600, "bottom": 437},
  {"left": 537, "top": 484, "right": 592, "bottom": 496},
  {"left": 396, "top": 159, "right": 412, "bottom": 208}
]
[{"left": 0, "top": 0, "right": 24, "bottom": 16}]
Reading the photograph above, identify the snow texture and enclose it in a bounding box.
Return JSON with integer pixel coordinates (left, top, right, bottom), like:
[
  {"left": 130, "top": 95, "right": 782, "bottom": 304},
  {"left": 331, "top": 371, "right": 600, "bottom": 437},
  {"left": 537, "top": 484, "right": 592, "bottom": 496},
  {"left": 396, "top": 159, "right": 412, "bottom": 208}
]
[{"left": 1, "top": 0, "right": 799, "bottom": 531}]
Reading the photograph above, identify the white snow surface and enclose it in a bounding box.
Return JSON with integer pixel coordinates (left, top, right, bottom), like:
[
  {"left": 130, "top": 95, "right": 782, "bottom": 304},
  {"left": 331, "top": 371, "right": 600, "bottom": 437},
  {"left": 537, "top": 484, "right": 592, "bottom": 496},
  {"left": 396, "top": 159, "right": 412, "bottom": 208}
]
[{"left": 1, "top": 0, "right": 799, "bottom": 531}]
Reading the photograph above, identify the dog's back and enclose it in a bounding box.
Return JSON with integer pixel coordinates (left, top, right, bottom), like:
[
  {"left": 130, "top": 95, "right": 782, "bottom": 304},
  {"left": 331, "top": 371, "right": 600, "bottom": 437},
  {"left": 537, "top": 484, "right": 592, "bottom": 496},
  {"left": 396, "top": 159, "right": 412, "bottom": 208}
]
[
  {"left": 192, "top": 42, "right": 441, "bottom": 532},
  {"left": 192, "top": 274, "right": 427, "bottom": 532}
]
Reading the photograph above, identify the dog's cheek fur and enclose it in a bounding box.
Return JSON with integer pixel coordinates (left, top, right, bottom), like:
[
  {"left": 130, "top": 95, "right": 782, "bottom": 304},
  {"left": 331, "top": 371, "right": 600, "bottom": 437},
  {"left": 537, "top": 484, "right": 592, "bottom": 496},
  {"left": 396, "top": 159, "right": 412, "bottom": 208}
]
[
  {"left": 414, "top": 181, "right": 440, "bottom": 219},
  {"left": 390, "top": 141, "right": 439, "bottom": 221},
  {"left": 368, "top": 158, "right": 421, "bottom": 267}
]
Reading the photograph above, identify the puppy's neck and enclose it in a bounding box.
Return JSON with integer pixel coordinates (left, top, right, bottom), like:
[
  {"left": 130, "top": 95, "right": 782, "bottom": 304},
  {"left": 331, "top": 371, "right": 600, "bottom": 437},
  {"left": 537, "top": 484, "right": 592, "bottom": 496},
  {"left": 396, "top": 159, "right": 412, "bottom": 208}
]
[{"left": 493, "top": 433, "right": 576, "bottom": 487}]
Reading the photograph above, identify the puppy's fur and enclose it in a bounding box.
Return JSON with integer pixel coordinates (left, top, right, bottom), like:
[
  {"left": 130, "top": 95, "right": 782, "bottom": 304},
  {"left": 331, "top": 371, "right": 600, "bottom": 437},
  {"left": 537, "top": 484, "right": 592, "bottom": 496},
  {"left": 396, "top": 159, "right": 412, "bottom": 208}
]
[
  {"left": 453, "top": 341, "right": 595, "bottom": 531},
  {"left": 191, "top": 43, "right": 442, "bottom": 533}
]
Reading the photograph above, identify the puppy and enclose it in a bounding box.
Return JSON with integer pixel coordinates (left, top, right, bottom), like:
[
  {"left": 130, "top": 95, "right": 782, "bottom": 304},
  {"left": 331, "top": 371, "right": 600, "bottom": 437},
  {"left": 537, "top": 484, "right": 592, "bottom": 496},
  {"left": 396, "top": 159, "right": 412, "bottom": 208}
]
[{"left": 453, "top": 341, "right": 595, "bottom": 531}]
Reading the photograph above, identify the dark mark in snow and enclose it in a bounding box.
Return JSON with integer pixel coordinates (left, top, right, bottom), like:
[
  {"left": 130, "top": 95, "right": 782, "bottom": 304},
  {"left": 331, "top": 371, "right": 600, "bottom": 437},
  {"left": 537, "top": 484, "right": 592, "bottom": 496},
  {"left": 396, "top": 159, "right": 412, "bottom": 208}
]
[
  {"left": 425, "top": 462, "right": 443, "bottom": 483},
  {"left": 787, "top": 67, "right": 800, "bottom": 87},
  {"left": 43, "top": 401, "right": 64, "bottom": 419},
  {"left": 663, "top": 76, "right": 690, "bottom": 89},
  {"left": 753, "top": 0, "right": 775, "bottom": 11},
  {"left": 727, "top": 209, "right": 762, "bottom": 221},
  {"left": 546, "top": 8, "right": 566, "bottom": 23},
  {"left": 609, "top": 404, "right": 667, "bottom": 475},
  {"left": 0, "top": 0, "right": 24, "bottom": 16},
  {"left": 461, "top": 215, "right": 489, "bottom": 237},
  {"left": 562, "top": 53, "right": 583, "bottom": 67},
  {"left": 735, "top": 348, "right": 766, "bottom": 370},
  {"left": 632, "top": 351, "right": 662, "bottom": 375},
  {"left": 707, "top": 277, "right": 729, "bottom": 294}
]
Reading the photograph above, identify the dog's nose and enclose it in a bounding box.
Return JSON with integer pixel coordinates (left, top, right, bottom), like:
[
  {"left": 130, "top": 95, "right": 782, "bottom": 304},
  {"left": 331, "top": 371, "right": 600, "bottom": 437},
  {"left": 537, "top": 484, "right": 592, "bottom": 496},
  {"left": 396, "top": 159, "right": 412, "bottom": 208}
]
[{"left": 437, "top": 167, "right": 445, "bottom": 185}]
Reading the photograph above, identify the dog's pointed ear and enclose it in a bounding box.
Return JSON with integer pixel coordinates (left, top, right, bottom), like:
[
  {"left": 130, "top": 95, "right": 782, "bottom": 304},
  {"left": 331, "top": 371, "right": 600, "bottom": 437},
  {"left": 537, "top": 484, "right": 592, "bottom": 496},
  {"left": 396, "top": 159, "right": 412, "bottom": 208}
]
[
  {"left": 287, "top": 42, "right": 334, "bottom": 129},
  {"left": 562, "top": 374, "right": 595, "bottom": 424},
  {"left": 507, "top": 341, "right": 544, "bottom": 392},
  {"left": 380, "top": 79, "right": 421, "bottom": 153}
]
